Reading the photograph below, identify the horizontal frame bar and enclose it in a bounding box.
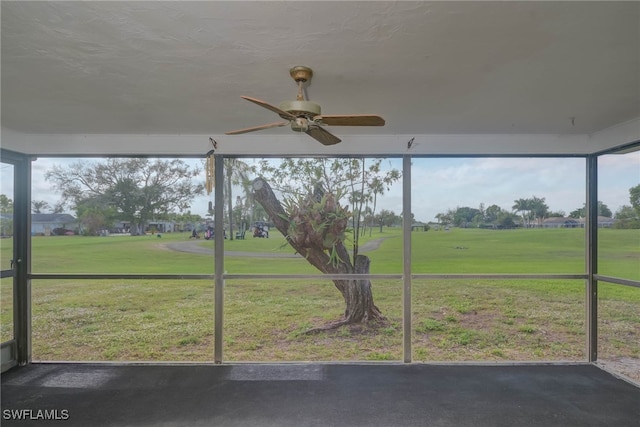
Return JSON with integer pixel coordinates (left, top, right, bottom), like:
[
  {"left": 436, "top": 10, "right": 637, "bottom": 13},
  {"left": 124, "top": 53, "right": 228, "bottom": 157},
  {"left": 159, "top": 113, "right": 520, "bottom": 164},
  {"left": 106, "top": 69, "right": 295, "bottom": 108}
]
[
  {"left": 412, "top": 274, "right": 587, "bottom": 280},
  {"left": 29, "top": 274, "right": 215, "bottom": 280},
  {"left": 594, "top": 274, "right": 640, "bottom": 289},
  {"left": 29, "top": 273, "right": 587, "bottom": 281},
  {"left": 223, "top": 274, "right": 403, "bottom": 280}
]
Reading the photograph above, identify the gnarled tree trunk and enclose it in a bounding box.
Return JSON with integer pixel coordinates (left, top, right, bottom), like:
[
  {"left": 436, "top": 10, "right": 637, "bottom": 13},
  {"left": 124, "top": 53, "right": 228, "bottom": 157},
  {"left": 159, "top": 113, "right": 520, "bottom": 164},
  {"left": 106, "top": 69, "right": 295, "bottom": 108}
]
[{"left": 252, "top": 177, "right": 384, "bottom": 326}]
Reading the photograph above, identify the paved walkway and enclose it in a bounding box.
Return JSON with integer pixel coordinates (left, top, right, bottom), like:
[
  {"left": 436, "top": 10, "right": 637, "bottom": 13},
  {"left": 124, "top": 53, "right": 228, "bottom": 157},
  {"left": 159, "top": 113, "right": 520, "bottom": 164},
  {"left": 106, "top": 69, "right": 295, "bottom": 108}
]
[{"left": 164, "top": 236, "right": 389, "bottom": 258}]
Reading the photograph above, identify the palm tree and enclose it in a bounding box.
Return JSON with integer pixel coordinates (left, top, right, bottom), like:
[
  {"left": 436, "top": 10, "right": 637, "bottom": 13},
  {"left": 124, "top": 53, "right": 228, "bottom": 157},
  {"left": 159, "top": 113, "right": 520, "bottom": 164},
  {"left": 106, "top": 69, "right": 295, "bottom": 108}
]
[
  {"left": 223, "top": 159, "right": 254, "bottom": 240},
  {"left": 530, "top": 196, "right": 549, "bottom": 227},
  {"left": 512, "top": 198, "right": 532, "bottom": 228},
  {"left": 368, "top": 176, "right": 385, "bottom": 237}
]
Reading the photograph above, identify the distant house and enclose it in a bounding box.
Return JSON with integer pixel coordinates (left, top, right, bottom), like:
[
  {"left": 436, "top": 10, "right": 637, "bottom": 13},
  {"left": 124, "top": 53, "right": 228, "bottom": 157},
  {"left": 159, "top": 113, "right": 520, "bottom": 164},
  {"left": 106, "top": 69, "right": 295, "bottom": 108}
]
[
  {"left": 32, "top": 213, "right": 77, "bottom": 235},
  {"left": 542, "top": 217, "right": 581, "bottom": 228},
  {"left": 147, "top": 220, "right": 175, "bottom": 233},
  {"left": 543, "top": 216, "right": 615, "bottom": 229},
  {"left": 574, "top": 216, "right": 616, "bottom": 228},
  {"left": 112, "top": 220, "right": 176, "bottom": 234},
  {"left": 411, "top": 222, "right": 428, "bottom": 231},
  {"left": 595, "top": 216, "right": 615, "bottom": 228}
]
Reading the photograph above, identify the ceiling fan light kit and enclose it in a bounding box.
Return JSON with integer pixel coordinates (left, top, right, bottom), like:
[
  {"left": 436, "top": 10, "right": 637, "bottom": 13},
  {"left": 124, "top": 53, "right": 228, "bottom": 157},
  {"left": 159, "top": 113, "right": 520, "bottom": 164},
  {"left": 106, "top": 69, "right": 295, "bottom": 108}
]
[{"left": 226, "top": 66, "right": 385, "bottom": 145}]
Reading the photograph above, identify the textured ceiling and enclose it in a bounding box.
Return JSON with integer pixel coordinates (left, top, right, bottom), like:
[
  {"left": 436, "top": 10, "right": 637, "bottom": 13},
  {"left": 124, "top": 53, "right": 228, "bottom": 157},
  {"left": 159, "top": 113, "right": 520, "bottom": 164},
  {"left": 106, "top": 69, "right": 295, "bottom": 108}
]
[{"left": 1, "top": 1, "right": 639, "bottom": 155}]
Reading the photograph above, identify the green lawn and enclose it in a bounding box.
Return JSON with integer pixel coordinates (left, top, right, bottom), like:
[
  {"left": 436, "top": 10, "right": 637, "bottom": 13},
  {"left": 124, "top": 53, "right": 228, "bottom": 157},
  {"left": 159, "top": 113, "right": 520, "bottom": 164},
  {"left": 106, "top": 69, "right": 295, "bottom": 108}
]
[
  {"left": 0, "top": 228, "right": 638, "bottom": 371},
  {"left": 0, "top": 228, "right": 637, "bottom": 277}
]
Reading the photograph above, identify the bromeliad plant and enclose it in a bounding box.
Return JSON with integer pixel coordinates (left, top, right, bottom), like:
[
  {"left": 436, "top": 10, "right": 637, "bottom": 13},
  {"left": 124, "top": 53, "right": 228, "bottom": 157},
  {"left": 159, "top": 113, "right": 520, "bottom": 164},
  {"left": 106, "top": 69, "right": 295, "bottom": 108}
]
[{"left": 281, "top": 188, "right": 350, "bottom": 267}]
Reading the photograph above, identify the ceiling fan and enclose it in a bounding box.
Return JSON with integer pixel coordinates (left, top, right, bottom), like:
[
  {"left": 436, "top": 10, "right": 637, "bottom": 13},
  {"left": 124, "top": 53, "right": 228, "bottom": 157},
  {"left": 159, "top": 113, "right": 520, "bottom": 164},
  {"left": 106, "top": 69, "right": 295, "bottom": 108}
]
[{"left": 225, "top": 66, "right": 385, "bottom": 145}]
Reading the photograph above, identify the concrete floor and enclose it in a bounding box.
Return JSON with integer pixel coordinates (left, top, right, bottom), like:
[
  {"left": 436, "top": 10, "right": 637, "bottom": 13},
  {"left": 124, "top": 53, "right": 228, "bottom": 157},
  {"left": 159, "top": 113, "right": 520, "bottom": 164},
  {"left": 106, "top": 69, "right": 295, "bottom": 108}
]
[{"left": 2, "top": 363, "right": 639, "bottom": 426}]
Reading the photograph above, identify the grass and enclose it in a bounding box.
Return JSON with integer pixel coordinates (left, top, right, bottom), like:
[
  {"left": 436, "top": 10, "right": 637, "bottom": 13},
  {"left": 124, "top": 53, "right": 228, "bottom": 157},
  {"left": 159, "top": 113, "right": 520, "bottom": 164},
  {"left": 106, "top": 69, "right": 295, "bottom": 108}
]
[
  {"left": 0, "top": 227, "right": 637, "bottom": 276},
  {"left": 0, "top": 228, "right": 638, "bottom": 371},
  {"left": 411, "top": 279, "right": 592, "bottom": 361},
  {"left": 29, "top": 279, "right": 214, "bottom": 361},
  {"left": 412, "top": 227, "right": 589, "bottom": 274}
]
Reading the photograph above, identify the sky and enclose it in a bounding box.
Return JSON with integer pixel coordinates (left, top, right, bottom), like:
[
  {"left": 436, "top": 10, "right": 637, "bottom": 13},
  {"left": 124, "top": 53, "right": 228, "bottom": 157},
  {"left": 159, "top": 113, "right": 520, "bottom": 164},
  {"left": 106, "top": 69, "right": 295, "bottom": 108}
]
[{"left": 1, "top": 153, "right": 639, "bottom": 223}]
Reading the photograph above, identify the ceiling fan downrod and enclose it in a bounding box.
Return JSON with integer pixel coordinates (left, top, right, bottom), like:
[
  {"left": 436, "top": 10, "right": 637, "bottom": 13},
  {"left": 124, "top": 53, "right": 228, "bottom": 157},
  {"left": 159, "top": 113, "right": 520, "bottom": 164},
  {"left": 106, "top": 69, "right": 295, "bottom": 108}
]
[{"left": 290, "top": 66, "right": 313, "bottom": 101}]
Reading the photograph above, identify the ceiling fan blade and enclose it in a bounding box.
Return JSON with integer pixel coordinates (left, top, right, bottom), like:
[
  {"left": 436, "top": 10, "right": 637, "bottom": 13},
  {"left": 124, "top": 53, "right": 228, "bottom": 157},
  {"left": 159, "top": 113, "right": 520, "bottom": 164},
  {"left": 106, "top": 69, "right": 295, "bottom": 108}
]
[
  {"left": 241, "top": 96, "right": 297, "bottom": 120},
  {"left": 225, "top": 121, "right": 289, "bottom": 135},
  {"left": 306, "top": 126, "right": 341, "bottom": 146},
  {"left": 316, "top": 115, "right": 385, "bottom": 126}
]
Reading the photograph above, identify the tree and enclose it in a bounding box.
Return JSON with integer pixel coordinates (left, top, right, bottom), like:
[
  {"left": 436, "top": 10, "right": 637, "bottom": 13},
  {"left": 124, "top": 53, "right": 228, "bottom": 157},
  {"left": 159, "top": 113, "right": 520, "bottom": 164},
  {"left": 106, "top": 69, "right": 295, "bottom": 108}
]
[
  {"left": 614, "top": 185, "right": 640, "bottom": 229},
  {"left": 223, "top": 159, "right": 254, "bottom": 240},
  {"left": 435, "top": 211, "right": 453, "bottom": 226},
  {"left": 614, "top": 205, "right": 640, "bottom": 229},
  {"left": 512, "top": 198, "right": 532, "bottom": 228},
  {"left": 259, "top": 158, "right": 400, "bottom": 258},
  {"left": 0, "top": 195, "right": 13, "bottom": 214},
  {"left": 75, "top": 197, "right": 116, "bottom": 235},
  {"left": 630, "top": 184, "right": 640, "bottom": 216},
  {"left": 52, "top": 202, "right": 66, "bottom": 214},
  {"left": 530, "top": 196, "right": 549, "bottom": 226},
  {"left": 255, "top": 158, "right": 401, "bottom": 328},
  {"left": 452, "top": 206, "right": 480, "bottom": 228},
  {"left": 46, "top": 159, "right": 204, "bottom": 235},
  {"left": 547, "top": 210, "right": 566, "bottom": 218},
  {"left": 366, "top": 164, "right": 400, "bottom": 236},
  {"left": 475, "top": 203, "right": 486, "bottom": 225},
  {"left": 437, "top": 203, "right": 517, "bottom": 229},
  {"left": 233, "top": 195, "right": 244, "bottom": 232},
  {"left": 512, "top": 196, "right": 548, "bottom": 227},
  {"left": 376, "top": 209, "right": 399, "bottom": 230},
  {"left": 496, "top": 211, "right": 518, "bottom": 229},
  {"left": 484, "top": 204, "right": 503, "bottom": 224},
  {"left": 568, "top": 207, "right": 581, "bottom": 218},
  {"left": 569, "top": 201, "right": 612, "bottom": 218},
  {"left": 0, "top": 194, "right": 13, "bottom": 236},
  {"left": 253, "top": 177, "right": 382, "bottom": 328},
  {"left": 31, "top": 200, "right": 50, "bottom": 214},
  {"left": 600, "top": 202, "right": 613, "bottom": 217}
]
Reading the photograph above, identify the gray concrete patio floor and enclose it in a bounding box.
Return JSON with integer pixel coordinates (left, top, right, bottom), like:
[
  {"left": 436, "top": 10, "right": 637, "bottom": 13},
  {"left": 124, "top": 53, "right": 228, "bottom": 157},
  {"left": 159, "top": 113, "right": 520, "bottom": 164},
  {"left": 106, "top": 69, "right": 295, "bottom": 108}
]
[{"left": 2, "top": 363, "right": 639, "bottom": 426}]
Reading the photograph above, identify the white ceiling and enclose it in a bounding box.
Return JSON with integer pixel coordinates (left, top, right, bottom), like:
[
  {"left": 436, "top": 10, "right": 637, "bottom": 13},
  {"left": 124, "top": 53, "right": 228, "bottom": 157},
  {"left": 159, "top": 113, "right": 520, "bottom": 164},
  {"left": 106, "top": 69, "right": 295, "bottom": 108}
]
[{"left": 1, "top": 1, "right": 639, "bottom": 156}]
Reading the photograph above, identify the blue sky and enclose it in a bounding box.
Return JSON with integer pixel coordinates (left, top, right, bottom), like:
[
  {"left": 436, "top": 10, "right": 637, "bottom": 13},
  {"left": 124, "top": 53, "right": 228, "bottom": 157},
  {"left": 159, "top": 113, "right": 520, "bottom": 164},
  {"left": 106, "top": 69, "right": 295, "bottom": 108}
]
[{"left": 2, "top": 153, "right": 638, "bottom": 222}]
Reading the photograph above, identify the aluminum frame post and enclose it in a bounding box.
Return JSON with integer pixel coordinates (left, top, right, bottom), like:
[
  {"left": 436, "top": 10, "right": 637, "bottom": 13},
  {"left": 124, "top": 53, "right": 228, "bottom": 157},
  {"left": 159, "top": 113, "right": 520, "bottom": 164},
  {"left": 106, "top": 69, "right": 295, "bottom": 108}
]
[
  {"left": 402, "top": 155, "right": 412, "bottom": 363},
  {"left": 214, "top": 155, "right": 225, "bottom": 363},
  {"left": 13, "top": 154, "right": 32, "bottom": 365},
  {"left": 586, "top": 155, "right": 598, "bottom": 362}
]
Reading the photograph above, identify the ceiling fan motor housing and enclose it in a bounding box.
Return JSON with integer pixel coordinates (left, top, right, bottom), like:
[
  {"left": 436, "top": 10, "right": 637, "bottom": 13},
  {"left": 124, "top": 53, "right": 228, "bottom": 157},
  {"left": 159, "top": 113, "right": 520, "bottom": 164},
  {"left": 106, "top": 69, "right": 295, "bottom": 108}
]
[{"left": 279, "top": 100, "right": 321, "bottom": 119}]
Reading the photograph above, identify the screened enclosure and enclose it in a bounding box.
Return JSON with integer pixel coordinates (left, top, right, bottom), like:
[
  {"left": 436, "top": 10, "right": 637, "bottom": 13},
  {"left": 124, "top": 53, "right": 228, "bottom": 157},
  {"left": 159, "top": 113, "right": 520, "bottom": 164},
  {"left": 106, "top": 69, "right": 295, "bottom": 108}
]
[{"left": 2, "top": 148, "right": 638, "bottom": 381}]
